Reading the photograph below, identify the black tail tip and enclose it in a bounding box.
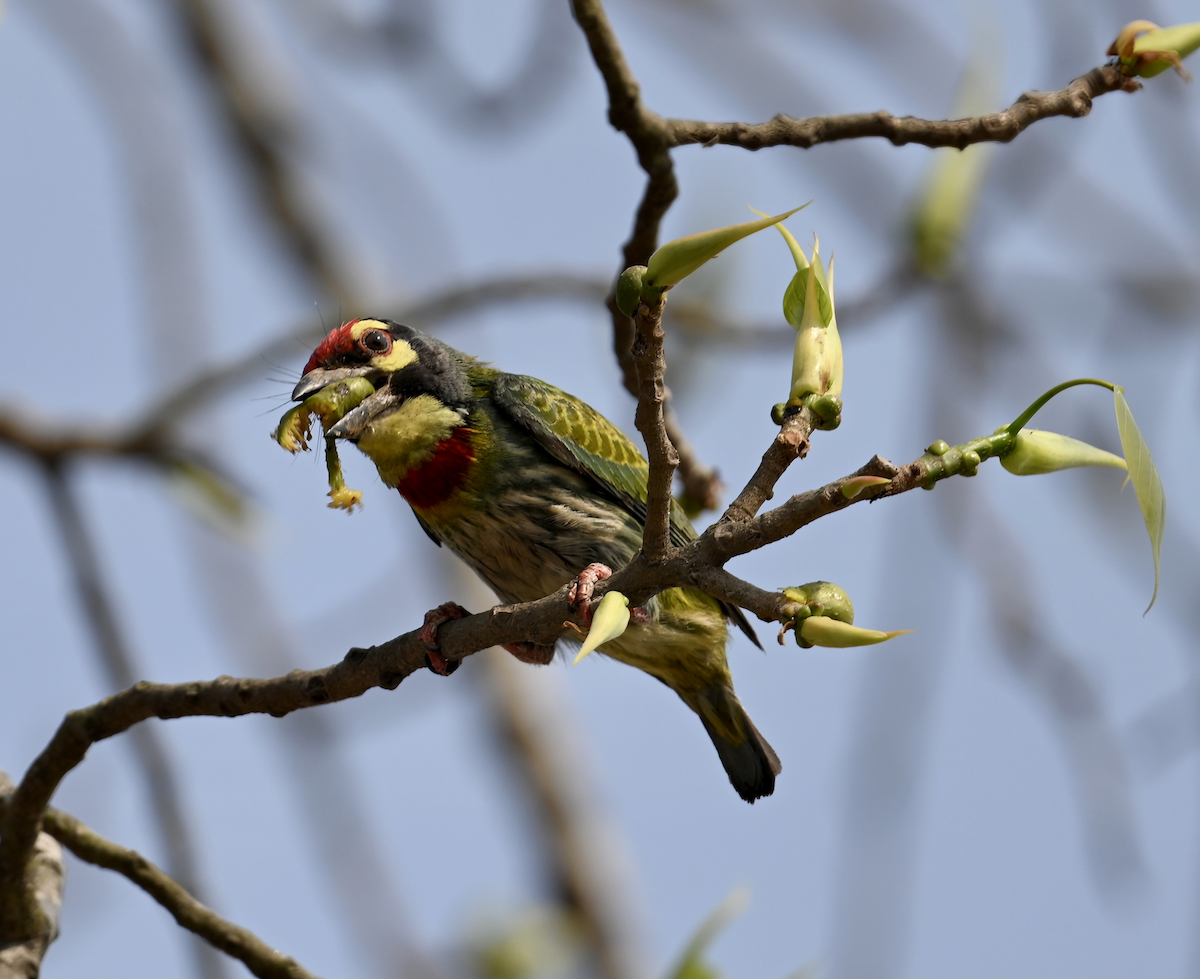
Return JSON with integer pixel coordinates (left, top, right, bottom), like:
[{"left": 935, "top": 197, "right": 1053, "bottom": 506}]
[{"left": 701, "top": 715, "right": 782, "bottom": 804}]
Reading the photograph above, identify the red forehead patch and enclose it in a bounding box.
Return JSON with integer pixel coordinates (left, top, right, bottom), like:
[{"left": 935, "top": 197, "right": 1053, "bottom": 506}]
[{"left": 303, "top": 320, "right": 360, "bottom": 376}]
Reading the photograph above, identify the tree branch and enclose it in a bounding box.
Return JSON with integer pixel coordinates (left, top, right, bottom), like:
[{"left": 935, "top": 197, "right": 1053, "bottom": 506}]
[
  {"left": 0, "top": 775, "right": 63, "bottom": 979},
  {"left": 666, "top": 67, "right": 1136, "bottom": 152},
  {"left": 0, "top": 422, "right": 1003, "bottom": 939},
  {"left": 631, "top": 294, "right": 677, "bottom": 561}
]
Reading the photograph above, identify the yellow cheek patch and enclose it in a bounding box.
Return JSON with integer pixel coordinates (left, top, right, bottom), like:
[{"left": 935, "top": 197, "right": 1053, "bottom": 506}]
[
  {"left": 356, "top": 394, "right": 463, "bottom": 487},
  {"left": 348, "top": 319, "right": 418, "bottom": 373}
]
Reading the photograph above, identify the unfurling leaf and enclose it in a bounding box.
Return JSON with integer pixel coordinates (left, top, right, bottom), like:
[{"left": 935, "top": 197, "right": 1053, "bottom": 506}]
[
  {"left": 1115, "top": 387, "right": 1166, "bottom": 612},
  {"left": 1110, "top": 20, "right": 1200, "bottom": 79},
  {"left": 572, "top": 591, "right": 630, "bottom": 664},
  {"left": 644, "top": 205, "right": 807, "bottom": 290},
  {"left": 999, "top": 429, "right": 1127, "bottom": 476}
]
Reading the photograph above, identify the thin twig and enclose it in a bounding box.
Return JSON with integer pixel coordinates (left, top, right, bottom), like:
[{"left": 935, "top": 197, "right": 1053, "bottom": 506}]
[
  {"left": 630, "top": 294, "right": 677, "bottom": 560},
  {"left": 719, "top": 409, "right": 817, "bottom": 525},
  {"left": 37, "top": 805, "right": 317, "bottom": 979},
  {"left": 666, "top": 67, "right": 1136, "bottom": 151}
]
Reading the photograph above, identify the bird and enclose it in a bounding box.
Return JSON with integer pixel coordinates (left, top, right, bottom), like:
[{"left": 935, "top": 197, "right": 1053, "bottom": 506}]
[{"left": 290, "top": 317, "right": 781, "bottom": 802}]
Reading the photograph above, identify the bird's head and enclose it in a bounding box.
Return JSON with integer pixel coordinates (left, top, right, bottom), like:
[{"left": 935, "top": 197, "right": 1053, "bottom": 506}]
[{"left": 293, "top": 319, "right": 475, "bottom": 488}]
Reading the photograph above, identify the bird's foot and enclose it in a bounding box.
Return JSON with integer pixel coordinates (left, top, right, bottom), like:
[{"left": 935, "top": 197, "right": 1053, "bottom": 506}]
[
  {"left": 629, "top": 606, "right": 651, "bottom": 625},
  {"left": 567, "top": 563, "right": 613, "bottom": 623},
  {"left": 420, "top": 601, "right": 469, "bottom": 675},
  {"left": 502, "top": 641, "right": 556, "bottom": 665}
]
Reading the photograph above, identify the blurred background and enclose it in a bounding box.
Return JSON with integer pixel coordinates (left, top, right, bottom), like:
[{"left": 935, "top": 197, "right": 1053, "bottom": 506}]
[{"left": 1, "top": 0, "right": 1198, "bottom": 977}]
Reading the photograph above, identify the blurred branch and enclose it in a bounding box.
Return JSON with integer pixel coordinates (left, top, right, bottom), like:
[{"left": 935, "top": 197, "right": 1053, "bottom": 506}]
[
  {"left": 478, "top": 650, "right": 648, "bottom": 979},
  {"left": 146, "top": 270, "right": 607, "bottom": 429},
  {"left": 970, "top": 501, "right": 1147, "bottom": 892},
  {"left": 32, "top": 805, "right": 316, "bottom": 979},
  {"left": 0, "top": 773, "right": 63, "bottom": 979},
  {"left": 173, "top": 0, "right": 352, "bottom": 306},
  {"left": 287, "top": 0, "right": 578, "bottom": 135},
  {"left": 0, "top": 272, "right": 606, "bottom": 472},
  {"left": 38, "top": 463, "right": 227, "bottom": 979}
]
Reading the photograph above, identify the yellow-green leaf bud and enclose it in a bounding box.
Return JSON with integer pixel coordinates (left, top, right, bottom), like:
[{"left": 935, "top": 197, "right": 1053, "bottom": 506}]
[
  {"left": 1000, "top": 429, "right": 1128, "bottom": 476},
  {"left": 786, "top": 239, "right": 843, "bottom": 402},
  {"left": 1109, "top": 20, "right": 1200, "bottom": 79},
  {"left": 615, "top": 265, "right": 647, "bottom": 317},
  {"left": 798, "top": 617, "right": 912, "bottom": 648},
  {"left": 644, "top": 206, "right": 806, "bottom": 290},
  {"left": 573, "top": 591, "right": 631, "bottom": 664}
]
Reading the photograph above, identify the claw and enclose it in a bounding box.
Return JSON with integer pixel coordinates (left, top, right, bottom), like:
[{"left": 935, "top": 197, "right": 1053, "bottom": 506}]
[
  {"left": 420, "top": 602, "right": 469, "bottom": 676},
  {"left": 503, "top": 641, "right": 556, "bottom": 665},
  {"left": 567, "top": 563, "right": 613, "bottom": 623}
]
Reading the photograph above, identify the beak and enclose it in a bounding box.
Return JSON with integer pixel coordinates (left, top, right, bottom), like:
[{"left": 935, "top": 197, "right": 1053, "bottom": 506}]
[
  {"left": 292, "top": 366, "right": 378, "bottom": 402},
  {"left": 325, "top": 386, "right": 401, "bottom": 440}
]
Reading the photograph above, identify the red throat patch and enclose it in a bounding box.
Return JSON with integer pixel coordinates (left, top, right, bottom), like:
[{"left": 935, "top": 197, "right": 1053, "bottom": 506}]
[
  {"left": 397, "top": 426, "right": 476, "bottom": 510},
  {"left": 303, "top": 320, "right": 360, "bottom": 375}
]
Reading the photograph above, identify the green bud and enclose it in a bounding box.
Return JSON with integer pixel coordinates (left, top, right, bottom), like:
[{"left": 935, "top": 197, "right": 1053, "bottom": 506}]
[
  {"left": 786, "top": 239, "right": 843, "bottom": 403},
  {"left": 798, "top": 617, "right": 912, "bottom": 648},
  {"left": 1109, "top": 20, "right": 1200, "bottom": 79},
  {"left": 616, "top": 266, "right": 647, "bottom": 317},
  {"left": 644, "top": 206, "right": 806, "bottom": 291},
  {"left": 805, "top": 393, "right": 842, "bottom": 430},
  {"left": 770, "top": 402, "right": 789, "bottom": 426},
  {"left": 926, "top": 440, "right": 950, "bottom": 456},
  {"left": 573, "top": 591, "right": 631, "bottom": 664},
  {"left": 781, "top": 581, "right": 855, "bottom": 623},
  {"left": 1000, "top": 429, "right": 1128, "bottom": 476}
]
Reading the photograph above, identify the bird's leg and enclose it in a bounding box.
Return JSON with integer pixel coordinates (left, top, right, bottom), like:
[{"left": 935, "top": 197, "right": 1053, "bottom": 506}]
[
  {"left": 502, "top": 641, "right": 556, "bottom": 665},
  {"left": 420, "top": 601, "right": 469, "bottom": 675},
  {"left": 567, "top": 563, "right": 613, "bottom": 623}
]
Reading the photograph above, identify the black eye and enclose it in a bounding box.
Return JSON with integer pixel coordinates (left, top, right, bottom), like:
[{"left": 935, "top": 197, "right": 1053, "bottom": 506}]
[{"left": 362, "top": 330, "right": 391, "bottom": 353}]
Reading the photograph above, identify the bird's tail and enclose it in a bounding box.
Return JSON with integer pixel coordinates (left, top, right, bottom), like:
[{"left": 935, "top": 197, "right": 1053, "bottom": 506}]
[{"left": 697, "top": 686, "right": 781, "bottom": 803}]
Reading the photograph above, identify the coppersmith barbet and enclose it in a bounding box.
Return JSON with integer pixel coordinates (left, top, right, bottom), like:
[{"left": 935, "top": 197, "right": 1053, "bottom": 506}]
[{"left": 291, "top": 318, "right": 781, "bottom": 802}]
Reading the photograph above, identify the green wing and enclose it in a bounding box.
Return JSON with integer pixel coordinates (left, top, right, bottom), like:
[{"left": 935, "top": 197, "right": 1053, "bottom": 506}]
[
  {"left": 490, "top": 372, "right": 696, "bottom": 548},
  {"left": 490, "top": 372, "right": 762, "bottom": 649}
]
